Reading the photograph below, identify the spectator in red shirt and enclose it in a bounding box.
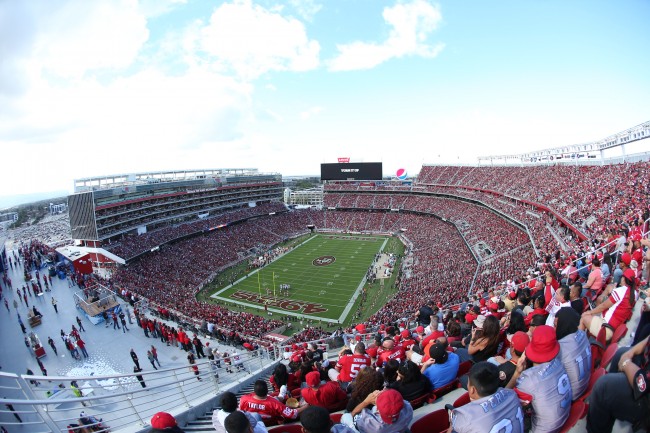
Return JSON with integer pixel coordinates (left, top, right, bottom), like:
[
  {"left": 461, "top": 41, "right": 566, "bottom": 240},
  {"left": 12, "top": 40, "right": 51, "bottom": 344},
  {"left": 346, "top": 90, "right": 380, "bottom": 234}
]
[
  {"left": 301, "top": 371, "right": 348, "bottom": 412},
  {"left": 239, "top": 380, "right": 307, "bottom": 424}
]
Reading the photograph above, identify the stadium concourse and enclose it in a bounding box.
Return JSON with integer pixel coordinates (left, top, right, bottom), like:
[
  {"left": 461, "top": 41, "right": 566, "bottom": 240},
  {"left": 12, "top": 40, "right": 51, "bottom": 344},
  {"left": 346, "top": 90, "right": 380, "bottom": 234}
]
[{"left": 1, "top": 159, "right": 649, "bottom": 432}]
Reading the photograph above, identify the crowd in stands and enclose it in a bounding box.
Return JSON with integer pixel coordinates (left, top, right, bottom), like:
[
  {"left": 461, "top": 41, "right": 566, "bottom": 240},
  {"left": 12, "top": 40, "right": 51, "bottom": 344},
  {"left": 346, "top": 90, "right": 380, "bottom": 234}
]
[
  {"left": 417, "top": 163, "right": 650, "bottom": 244},
  {"left": 106, "top": 202, "right": 287, "bottom": 260}
]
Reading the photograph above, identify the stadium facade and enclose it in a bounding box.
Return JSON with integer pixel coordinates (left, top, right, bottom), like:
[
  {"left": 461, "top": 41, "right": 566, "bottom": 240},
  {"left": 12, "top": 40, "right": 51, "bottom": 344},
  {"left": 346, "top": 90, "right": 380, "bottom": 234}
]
[{"left": 67, "top": 168, "right": 283, "bottom": 262}]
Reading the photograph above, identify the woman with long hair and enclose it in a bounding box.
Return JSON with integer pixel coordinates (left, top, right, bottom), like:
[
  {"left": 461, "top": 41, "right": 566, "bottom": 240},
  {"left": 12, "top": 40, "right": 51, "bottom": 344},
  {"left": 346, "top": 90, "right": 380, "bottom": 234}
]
[
  {"left": 382, "top": 359, "right": 400, "bottom": 388},
  {"left": 390, "top": 360, "right": 430, "bottom": 402},
  {"left": 269, "top": 363, "right": 299, "bottom": 401},
  {"left": 345, "top": 367, "right": 383, "bottom": 412},
  {"left": 455, "top": 315, "right": 502, "bottom": 363}
]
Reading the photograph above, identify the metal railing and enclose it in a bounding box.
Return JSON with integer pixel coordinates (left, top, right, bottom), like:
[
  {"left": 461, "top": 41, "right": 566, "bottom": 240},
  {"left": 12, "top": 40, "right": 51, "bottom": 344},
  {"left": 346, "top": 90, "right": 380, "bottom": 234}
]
[{"left": 0, "top": 349, "right": 274, "bottom": 432}]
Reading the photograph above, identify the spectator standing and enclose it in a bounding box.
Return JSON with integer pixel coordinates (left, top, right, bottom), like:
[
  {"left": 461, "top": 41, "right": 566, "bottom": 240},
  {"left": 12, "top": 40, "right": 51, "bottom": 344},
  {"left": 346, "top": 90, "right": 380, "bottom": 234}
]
[
  {"left": 51, "top": 297, "right": 58, "bottom": 314},
  {"left": 130, "top": 348, "right": 141, "bottom": 369},
  {"left": 147, "top": 350, "right": 158, "bottom": 370}
]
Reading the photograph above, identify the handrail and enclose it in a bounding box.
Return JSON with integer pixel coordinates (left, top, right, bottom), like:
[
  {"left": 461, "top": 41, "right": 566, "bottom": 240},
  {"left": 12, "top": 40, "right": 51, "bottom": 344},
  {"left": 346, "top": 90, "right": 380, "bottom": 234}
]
[{"left": 0, "top": 350, "right": 275, "bottom": 433}]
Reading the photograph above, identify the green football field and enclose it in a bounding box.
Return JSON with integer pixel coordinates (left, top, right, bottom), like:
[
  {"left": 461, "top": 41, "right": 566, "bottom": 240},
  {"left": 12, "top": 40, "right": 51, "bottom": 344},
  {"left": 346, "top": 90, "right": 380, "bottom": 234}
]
[{"left": 210, "top": 234, "right": 389, "bottom": 323}]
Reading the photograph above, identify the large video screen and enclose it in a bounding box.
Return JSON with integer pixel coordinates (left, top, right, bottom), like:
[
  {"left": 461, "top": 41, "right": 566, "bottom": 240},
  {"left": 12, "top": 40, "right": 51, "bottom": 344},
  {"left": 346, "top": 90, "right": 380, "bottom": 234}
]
[{"left": 320, "top": 162, "right": 383, "bottom": 181}]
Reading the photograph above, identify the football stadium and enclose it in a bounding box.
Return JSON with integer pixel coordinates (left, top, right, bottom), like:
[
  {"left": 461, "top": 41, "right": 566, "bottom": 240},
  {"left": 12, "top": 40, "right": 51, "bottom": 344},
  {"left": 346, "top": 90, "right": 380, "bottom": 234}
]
[{"left": 1, "top": 120, "right": 649, "bottom": 432}]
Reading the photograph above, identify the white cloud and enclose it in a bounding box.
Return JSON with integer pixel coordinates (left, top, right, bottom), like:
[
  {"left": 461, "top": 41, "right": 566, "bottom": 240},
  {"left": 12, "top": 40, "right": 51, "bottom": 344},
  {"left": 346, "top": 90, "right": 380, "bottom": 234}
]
[
  {"left": 200, "top": 0, "right": 320, "bottom": 79},
  {"left": 288, "top": 0, "right": 322, "bottom": 22},
  {"left": 300, "top": 106, "right": 323, "bottom": 120},
  {"left": 328, "top": 0, "right": 444, "bottom": 71}
]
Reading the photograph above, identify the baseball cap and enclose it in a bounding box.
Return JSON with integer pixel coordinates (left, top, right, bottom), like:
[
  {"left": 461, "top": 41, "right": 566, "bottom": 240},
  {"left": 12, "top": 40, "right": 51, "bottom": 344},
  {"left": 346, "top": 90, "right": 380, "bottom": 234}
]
[
  {"left": 480, "top": 298, "right": 487, "bottom": 306},
  {"left": 488, "top": 302, "right": 498, "bottom": 311},
  {"left": 400, "top": 329, "right": 411, "bottom": 339},
  {"left": 305, "top": 371, "right": 321, "bottom": 387},
  {"left": 415, "top": 326, "right": 424, "bottom": 334},
  {"left": 623, "top": 268, "right": 636, "bottom": 282},
  {"left": 366, "top": 346, "right": 378, "bottom": 358},
  {"left": 630, "top": 233, "right": 642, "bottom": 242},
  {"left": 508, "top": 291, "right": 517, "bottom": 300},
  {"left": 526, "top": 325, "right": 560, "bottom": 364},
  {"left": 151, "top": 412, "right": 177, "bottom": 429},
  {"left": 511, "top": 331, "right": 529, "bottom": 354},
  {"left": 376, "top": 389, "right": 404, "bottom": 424},
  {"left": 393, "top": 335, "right": 402, "bottom": 343},
  {"left": 355, "top": 335, "right": 362, "bottom": 341},
  {"left": 621, "top": 253, "right": 632, "bottom": 266},
  {"left": 428, "top": 343, "right": 449, "bottom": 364},
  {"left": 473, "top": 315, "right": 486, "bottom": 329}
]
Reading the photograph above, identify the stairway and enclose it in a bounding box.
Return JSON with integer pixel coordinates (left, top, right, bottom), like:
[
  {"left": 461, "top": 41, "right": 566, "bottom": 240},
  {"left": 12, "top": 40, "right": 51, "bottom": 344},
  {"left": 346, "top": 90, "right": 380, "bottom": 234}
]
[{"left": 182, "top": 375, "right": 274, "bottom": 432}]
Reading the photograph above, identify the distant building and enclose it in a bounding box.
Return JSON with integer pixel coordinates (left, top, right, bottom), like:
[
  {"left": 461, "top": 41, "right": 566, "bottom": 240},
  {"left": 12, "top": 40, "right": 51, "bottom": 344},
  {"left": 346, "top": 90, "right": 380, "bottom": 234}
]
[
  {"left": 0, "top": 212, "right": 18, "bottom": 223},
  {"left": 49, "top": 203, "right": 67, "bottom": 215},
  {"left": 68, "top": 168, "right": 283, "bottom": 249},
  {"left": 287, "top": 187, "right": 323, "bottom": 207}
]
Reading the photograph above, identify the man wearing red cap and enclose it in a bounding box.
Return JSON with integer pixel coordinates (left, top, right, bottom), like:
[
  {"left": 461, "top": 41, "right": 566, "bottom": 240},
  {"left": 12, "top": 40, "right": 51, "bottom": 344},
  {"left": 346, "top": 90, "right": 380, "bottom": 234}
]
[
  {"left": 507, "top": 325, "right": 571, "bottom": 433},
  {"left": 301, "top": 371, "right": 348, "bottom": 412},
  {"left": 494, "top": 331, "right": 529, "bottom": 387},
  {"left": 150, "top": 412, "right": 185, "bottom": 433},
  {"left": 579, "top": 268, "right": 637, "bottom": 341},
  {"left": 341, "top": 388, "right": 413, "bottom": 433}
]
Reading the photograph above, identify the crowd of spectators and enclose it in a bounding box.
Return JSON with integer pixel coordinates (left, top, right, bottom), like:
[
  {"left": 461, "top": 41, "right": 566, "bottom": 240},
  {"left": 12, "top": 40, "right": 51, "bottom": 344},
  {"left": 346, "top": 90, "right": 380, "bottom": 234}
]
[
  {"left": 417, "top": 163, "right": 650, "bottom": 246},
  {"left": 105, "top": 202, "right": 287, "bottom": 260}
]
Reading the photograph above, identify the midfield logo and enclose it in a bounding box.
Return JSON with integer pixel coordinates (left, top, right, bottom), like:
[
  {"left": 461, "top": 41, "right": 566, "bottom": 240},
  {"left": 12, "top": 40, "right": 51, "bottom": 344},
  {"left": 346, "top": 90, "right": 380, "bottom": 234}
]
[
  {"left": 312, "top": 255, "right": 336, "bottom": 266},
  {"left": 230, "top": 290, "right": 328, "bottom": 314}
]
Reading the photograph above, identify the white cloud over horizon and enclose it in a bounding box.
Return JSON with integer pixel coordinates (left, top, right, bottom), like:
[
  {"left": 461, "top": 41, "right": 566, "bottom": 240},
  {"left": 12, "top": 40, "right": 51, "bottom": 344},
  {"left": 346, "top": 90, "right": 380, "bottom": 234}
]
[
  {"left": 328, "top": 0, "right": 444, "bottom": 71},
  {"left": 200, "top": 0, "right": 321, "bottom": 79},
  {"left": 0, "top": 0, "right": 648, "bottom": 201}
]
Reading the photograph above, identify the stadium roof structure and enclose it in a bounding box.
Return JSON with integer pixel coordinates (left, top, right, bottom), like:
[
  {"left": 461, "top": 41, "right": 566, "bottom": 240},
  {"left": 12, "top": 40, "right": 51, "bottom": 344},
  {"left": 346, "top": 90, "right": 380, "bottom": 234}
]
[
  {"left": 73, "top": 168, "right": 276, "bottom": 193},
  {"left": 477, "top": 120, "right": 650, "bottom": 164}
]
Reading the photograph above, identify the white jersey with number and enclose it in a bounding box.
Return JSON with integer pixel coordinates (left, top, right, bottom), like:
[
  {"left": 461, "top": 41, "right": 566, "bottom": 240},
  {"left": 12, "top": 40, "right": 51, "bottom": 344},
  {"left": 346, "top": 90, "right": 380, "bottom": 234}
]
[
  {"left": 515, "top": 357, "right": 571, "bottom": 433},
  {"left": 452, "top": 388, "right": 524, "bottom": 433},
  {"left": 558, "top": 330, "right": 591, "bottom": 400}
]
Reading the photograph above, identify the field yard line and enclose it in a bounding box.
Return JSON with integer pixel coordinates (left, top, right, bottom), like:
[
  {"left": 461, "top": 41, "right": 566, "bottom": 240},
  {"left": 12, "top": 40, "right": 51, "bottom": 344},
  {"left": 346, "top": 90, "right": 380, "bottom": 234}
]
[
  {"left": 337, "top": 237, "right": 390, "bottom": 323},
  {"left": 211, "top": 234, "right": 319, "bottom": 297}
]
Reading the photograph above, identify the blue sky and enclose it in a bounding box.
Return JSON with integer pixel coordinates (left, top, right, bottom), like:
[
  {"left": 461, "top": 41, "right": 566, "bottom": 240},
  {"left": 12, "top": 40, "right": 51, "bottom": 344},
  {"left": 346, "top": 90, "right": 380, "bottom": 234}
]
[{"left": 0, "top": 0, "right": 649, "bottom": 201}]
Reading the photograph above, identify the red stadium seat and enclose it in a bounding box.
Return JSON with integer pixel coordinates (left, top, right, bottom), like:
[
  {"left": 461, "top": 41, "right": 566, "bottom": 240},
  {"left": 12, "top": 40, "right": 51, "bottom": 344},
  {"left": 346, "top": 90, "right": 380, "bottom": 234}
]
[
  {"left": 600, "top": 343, "right": 618, "bottom": 370},
  {"left": 410, "top": 409, "right": 450, "bottom": 433},
  {"left": 329, "top": 413, "right": 343, "bottom": 424},
  {"left": 456, "top": 361, "right": 472, "bottom": 378},
  {"left": 559, "top": 401, "right": 587, "bottom": 433},
  {"left": 409, "top": 392, "right": 431, "bottom": 410},
  {"left": 268, "top": 424, "right": 303, "bottom": 433},
  {"left": 452, "top": 392, "right": 471, "bottom": 408},
  {"left": 610, "top": 325, "right": 628, "bottom": 345},
  {"left": 578, "top": 367, "right": 606, "bottom": 403},
  {"left": 430, "top": 379, "right": 460, "bottom": 401}
]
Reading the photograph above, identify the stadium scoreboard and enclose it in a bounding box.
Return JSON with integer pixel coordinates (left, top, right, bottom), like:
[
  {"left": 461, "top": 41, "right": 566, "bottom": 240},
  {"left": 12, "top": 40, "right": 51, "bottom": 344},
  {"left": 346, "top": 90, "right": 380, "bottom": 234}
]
[{"left": 321, "top": 162, "right": 383, "bottom": 181}]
